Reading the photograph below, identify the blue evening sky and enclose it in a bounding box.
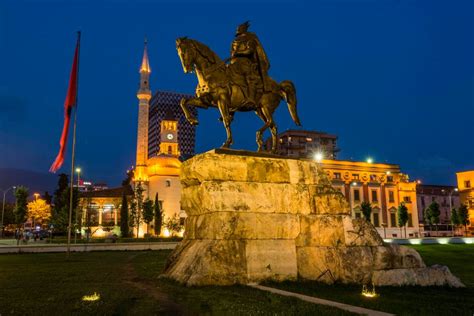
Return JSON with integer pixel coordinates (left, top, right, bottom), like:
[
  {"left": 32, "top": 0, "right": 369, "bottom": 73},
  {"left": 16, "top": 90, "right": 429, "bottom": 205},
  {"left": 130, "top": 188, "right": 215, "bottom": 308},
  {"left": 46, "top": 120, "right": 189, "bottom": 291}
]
[{"left": 0, "top": 0, "right": 473, "bottom": 186}]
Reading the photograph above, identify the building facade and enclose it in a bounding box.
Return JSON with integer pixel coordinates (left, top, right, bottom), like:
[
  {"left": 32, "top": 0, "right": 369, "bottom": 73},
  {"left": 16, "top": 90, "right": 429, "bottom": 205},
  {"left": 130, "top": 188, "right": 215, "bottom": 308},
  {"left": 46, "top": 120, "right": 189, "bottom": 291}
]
[
  {"left": 148, "top": 91, "right": 197, "bottom": 160},
  {"left": 456, "top": 170, "right": 474, "bottom": 235},
  {"left": 79, "top": 186, "right": 133, "bottom": 238},
  {"left": 321, "top": 159, "right": 420, "bottom": 238},
  {"left": 264, "top": 129, "right": 339, "bottom": 159},
  {"left": 416, "top": 184, "right": 460, "bottom": 225}
]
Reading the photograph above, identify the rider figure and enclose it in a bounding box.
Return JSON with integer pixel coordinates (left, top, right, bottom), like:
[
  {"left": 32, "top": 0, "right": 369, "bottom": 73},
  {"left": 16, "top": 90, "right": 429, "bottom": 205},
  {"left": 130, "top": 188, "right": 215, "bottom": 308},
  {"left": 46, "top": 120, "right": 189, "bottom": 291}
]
[{"left": 230, "top": 21, "right": 270, "bottom": 106}]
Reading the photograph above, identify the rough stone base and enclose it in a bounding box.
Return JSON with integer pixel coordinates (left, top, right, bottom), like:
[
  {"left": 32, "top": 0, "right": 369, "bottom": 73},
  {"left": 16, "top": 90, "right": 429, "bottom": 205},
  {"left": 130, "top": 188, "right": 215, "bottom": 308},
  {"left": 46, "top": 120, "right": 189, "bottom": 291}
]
[{"left": 162, "top": 149, "right": 464, "bottom": 288}]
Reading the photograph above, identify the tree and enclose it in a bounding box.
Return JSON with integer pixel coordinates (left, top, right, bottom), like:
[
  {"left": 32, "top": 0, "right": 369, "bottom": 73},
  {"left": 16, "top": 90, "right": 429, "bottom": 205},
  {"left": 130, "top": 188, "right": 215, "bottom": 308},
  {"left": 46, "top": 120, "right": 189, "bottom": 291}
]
[
  {"left": 142, "top": 199, "right": 154, "bottom": 235},
  {"left": 164, "top": 213, "right": 183, "bottom": 237},
  {"left": 27, "top": 198, "right": 51, "bottom": 227},
  {"left": 129, "top": 198, "right": 137, "bottom": 234},
  {"left": 131, "top": 182, "right": 144, "bottom": 238},
  {"left": 153, "top": 193, "right": 163, "bottom": 236},
  {"left": 361, "top": 201, "right": 372, "bottom": 222},
  {"left": 450, "top": 208, "right": 460, "bottom": 236},
  {"left": 397, "top": 203, "right": 409, "bottom": 238},
  {"left": 42, "top": 191, "right": 53, "bottom": 205},
  {"left": 51, "top": 174, "right": 71, "bottom": 233},
  {"left": 458, "top": 204, "right": 469, "bottom": 236},
  {"left": 122, "top": 169, "right": 134, "bottom": 187},
  {"left": 427, "top": 201, "right": 441, "bottom": 231},
  {"left": 119, "top": 191, "right": 129, "bottom": 238},
  {"left": 14, "top": 186, "right": 28, "bottom": 227}
]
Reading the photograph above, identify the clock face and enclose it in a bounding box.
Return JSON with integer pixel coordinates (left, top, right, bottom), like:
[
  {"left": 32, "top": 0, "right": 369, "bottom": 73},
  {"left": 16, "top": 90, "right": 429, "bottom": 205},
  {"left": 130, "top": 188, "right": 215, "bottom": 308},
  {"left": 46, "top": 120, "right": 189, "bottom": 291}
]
[{"left": 167, "top": 133, "right": 174, "bottom": 140}]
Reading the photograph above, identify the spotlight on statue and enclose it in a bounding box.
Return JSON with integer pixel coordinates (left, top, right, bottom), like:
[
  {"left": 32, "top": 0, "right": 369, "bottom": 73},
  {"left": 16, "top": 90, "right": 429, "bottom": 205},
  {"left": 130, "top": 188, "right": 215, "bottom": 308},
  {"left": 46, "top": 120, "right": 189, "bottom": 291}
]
[
  {"left": 82, "top": 292, "right": 100, "bottom": 302},
  {"left": 361, "top": 284, "right": 378, "bottom": 298}
]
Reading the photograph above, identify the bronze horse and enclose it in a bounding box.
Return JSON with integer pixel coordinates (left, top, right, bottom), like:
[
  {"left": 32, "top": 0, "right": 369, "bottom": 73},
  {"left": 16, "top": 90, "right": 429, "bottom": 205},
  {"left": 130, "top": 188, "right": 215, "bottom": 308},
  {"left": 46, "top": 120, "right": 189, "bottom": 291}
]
[{"left": 176, "top": 37, "right": 301, "bottom": 152}]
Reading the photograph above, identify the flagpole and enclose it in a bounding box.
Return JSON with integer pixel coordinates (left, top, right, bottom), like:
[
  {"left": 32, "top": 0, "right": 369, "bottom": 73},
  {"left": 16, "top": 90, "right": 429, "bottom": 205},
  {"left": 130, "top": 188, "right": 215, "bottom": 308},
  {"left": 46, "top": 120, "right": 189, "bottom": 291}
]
[{"left": 67, "top": 31, "right": 81, "bottom": 258}]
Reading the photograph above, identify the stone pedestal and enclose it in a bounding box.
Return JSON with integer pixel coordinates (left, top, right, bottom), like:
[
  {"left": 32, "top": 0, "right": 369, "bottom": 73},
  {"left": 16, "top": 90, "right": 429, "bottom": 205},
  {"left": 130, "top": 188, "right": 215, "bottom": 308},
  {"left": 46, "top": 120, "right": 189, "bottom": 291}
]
[{"left": 163, "top": 149, "right": 463, "bottom": 287}]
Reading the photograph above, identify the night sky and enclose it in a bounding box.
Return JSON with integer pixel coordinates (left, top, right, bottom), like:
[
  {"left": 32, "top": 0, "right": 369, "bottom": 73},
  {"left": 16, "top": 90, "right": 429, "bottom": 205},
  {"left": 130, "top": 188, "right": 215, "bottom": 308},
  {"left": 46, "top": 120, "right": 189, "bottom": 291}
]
[{"left": 0, "top": 0, "right": 473, "bottom": 187}]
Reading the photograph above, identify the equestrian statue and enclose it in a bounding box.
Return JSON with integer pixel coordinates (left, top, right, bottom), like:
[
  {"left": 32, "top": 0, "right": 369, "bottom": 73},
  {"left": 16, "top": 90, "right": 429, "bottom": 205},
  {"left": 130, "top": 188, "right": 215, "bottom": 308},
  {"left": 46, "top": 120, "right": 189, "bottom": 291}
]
[{"left": 177, "top": 21, "right": 301, "bottom": 153}]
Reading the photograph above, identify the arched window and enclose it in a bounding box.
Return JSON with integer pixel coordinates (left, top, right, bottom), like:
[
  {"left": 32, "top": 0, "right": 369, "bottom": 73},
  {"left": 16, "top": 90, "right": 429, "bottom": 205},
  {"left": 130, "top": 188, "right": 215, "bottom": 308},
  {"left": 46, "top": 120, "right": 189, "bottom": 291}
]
[
  {"left": 165, "top": 180, "right": 171, "bottom": 187},
  {"left": 168, "top": 145, "right": 172, "bottom": 154}
]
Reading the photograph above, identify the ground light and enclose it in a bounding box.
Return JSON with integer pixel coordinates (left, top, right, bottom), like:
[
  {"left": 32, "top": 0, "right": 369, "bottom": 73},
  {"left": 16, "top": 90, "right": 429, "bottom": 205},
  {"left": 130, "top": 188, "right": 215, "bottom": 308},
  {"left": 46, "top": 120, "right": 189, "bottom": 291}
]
[
  {"left": 361, "top": 284, "right": 378, "bottom": 298},
  {"left": 82, "top": 292, "right": 100, "bottom": 301}
]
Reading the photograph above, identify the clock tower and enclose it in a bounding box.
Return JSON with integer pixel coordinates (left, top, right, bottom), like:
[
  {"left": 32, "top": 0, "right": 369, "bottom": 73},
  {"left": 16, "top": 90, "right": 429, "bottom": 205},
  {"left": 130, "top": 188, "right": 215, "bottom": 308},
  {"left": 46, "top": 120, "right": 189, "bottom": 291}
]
[{"left": 159, "top": 110, "right": 179, "bottom": 156}]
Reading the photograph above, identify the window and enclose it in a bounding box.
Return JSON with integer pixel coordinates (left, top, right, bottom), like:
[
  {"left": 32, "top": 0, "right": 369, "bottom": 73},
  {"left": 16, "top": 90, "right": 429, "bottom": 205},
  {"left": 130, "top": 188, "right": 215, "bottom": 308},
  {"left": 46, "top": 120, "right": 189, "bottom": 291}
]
[
  {"left": 168, "top": 145, "right": 172, "bottom": 155},
  {"left": 355, "top": 212, "right": 361, "bottom": 219},
  {"left": 165, "top": 180, "right": 171, "bottom": 187},
  {"left": 373, "top": 213, "right": 380, "bottom": 227},
  {"left": 387, "top": 176, "right": 394, "bottom": 182},
  {"left": 371, "top": 190, "right": 378, "bottom": 202},
  {"left": 465, "top": 180, "right": 471, "bottom": 188},
  {"left": 408, "top": 213, "right": 413, "bottom": 227},
  {"left": 334, "top": 172, "right": 341, "bottom": 180},
  {"left": 403, "top": 196, "right": 411, "bottom": 203},
  {"left": 353, "top": 189, "right": 360, "bottom": 201},
  {"left": 352, "top": 174, "right": 360, "bottom": 180},
  {"left": 388, "top": 191, "right": 395, "bottom": 203},
  {"left": 432, "top": 196, "right": 436, "bottom": 202},
  {"left": 421, "top": 196, "right": 425, "bottom": 206},
  {"left": 390, "top": 212, "right": 397, "bottom": 227}
]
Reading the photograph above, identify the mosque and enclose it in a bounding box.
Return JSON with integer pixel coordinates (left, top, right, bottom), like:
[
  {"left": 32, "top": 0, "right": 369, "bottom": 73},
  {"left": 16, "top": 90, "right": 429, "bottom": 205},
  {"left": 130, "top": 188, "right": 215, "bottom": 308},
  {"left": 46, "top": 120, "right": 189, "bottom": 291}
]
[{"left": 79, "top": 41, "right": 196, "bottom": 238}]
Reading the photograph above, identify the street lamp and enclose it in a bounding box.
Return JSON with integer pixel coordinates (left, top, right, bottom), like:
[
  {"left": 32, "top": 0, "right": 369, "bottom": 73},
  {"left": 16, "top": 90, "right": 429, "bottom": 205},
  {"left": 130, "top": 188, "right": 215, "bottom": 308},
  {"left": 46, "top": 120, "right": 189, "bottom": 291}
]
[
  {"left": 1, "top": 186, "right": 16, "bottom": 238},
  {"left": 314, "top": 152, "right": 323, "bottom": 163},
  {"left": 74, "top": 167, "right": 82, "bottom": 243},
  {"left": 366, "top": 157, "right": 373, "bottom": 164},
  {"left": 75, "top": 167, "right": 81, "bottom": 189}
]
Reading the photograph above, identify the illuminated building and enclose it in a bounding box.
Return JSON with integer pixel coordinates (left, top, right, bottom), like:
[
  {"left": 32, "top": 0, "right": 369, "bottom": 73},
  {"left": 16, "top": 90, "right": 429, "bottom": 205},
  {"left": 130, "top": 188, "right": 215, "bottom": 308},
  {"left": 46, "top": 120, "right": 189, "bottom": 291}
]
[
  {"left": 456, "top": 170, "right": 474, "bottom": 235},
  {"left": 79, "top": 186, "right": 133, "bottom": 237},
  {"left": 321, "top": 159, "right": 421, "bottom": 238},
  {"left": 133, "top": 40, "right": 185, "bottom": 236},
  {"left": 74, "top": 180, "right": 108, "bottom": 193},
  {"left": 416, "top": 184, "right": 460, "bottom": 235},
  {"left": 264, "top": 129, "right": 339, "bottom": 159}
]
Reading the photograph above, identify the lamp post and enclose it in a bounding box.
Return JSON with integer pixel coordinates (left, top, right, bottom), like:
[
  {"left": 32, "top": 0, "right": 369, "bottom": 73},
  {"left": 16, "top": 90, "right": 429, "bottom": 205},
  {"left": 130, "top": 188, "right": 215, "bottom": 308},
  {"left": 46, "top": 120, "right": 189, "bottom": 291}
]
[
  {"left": 1, "top": 186, "right": 16, "bottom": 238},
  {"left": 74, "top": 167, "right": 81, "bottom": 243}
]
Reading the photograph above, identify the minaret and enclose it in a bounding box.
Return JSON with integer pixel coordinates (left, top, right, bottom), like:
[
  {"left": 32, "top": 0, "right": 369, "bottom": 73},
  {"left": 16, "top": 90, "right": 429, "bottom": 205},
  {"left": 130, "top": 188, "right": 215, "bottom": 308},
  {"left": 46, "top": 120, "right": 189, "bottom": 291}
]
[{"left": 134, "top": 39, "right": 152, "bottom": 182}]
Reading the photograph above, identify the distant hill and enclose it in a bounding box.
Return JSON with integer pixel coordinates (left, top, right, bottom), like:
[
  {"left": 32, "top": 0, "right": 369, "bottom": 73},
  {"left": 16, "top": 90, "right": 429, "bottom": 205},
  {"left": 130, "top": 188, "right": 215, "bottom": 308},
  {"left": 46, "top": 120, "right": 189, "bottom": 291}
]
[{"left": 0, "top": 168, "right": 58, "bottom": 201}]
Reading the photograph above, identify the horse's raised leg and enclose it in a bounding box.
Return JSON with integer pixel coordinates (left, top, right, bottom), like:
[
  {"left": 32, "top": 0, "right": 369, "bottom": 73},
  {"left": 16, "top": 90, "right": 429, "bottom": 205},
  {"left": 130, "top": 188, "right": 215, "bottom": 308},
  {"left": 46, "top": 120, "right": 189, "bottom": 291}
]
[
  {"left": 217, "top": 95, "right": 233, "bottom": 148},
  {"left": 180, "top": 97, "right": 200, "bottom": 125},
  {"left": 255, "top": 109, "right": 270, "bottom": 152}
]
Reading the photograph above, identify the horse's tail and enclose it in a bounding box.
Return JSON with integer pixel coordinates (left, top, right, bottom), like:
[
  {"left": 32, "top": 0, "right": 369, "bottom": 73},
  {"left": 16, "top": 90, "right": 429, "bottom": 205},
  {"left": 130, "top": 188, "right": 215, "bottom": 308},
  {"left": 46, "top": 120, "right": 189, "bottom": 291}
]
[{"left": 280, "top": 80, "right": 301, "bottom": 126}]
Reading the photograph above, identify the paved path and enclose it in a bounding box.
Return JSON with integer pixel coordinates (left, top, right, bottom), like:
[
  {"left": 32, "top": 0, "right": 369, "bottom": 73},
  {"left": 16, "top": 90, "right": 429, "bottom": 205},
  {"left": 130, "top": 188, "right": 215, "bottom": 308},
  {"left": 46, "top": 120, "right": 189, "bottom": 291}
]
[
  {"left": 248, "top": 283, "right": 394, "bottom": 316},
  {"left": 0, "top": 242, "right": 179, "bottom": 254}
]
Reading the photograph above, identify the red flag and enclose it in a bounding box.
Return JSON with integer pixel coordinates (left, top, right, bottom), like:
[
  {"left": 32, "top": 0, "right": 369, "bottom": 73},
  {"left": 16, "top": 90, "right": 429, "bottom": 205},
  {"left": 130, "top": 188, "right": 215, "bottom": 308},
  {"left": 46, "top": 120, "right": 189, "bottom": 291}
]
[{"left": 50, "top": 34, "right": 80, "bottom": 173}]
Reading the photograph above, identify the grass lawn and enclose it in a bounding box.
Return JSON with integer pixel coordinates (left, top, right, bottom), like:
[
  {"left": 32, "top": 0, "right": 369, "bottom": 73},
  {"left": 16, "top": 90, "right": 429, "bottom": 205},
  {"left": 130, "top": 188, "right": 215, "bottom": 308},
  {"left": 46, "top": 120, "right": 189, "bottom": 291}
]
[
  {"left": 0, "top": 250, "right": 351, "bottom": 315},
  {"left": 264, "top": 244, "right": 474, "bottom": 316},
  {"left": 1, "top": 245, "right": 472, "bottom": 315}
]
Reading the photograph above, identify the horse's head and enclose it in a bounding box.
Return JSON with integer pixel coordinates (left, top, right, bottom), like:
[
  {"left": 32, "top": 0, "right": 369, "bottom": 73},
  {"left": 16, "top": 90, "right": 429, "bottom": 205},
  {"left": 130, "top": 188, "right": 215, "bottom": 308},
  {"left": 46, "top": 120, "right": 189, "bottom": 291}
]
[
  {"left": 176, "top": 37, "right": 194, "bottom": 73},
  {"left": 176, "top": 37, "right": 222, "bottom": 74}
]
